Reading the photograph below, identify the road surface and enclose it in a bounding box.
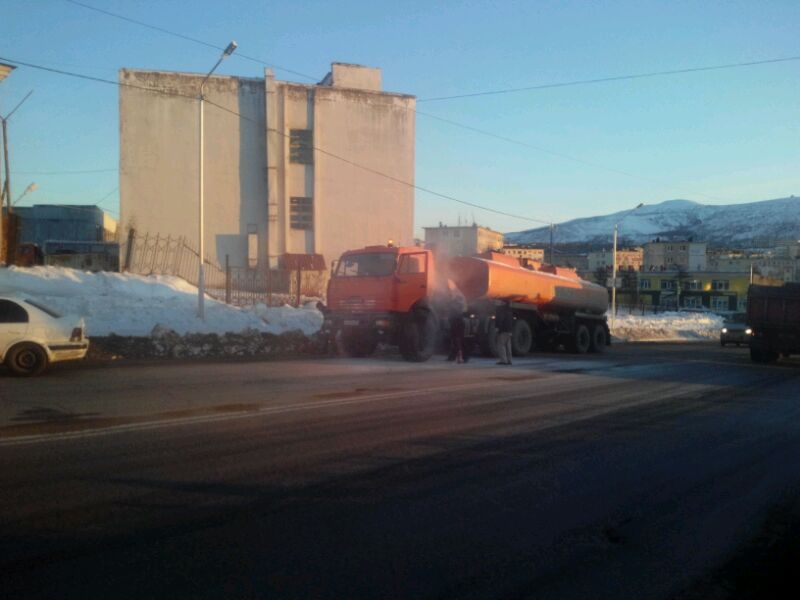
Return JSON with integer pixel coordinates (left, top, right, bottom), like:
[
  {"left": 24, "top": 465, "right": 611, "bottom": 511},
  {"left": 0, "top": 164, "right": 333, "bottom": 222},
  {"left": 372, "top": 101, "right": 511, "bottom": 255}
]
[{"left": 2, "top": 343, "right": 800, "bottom": 599}]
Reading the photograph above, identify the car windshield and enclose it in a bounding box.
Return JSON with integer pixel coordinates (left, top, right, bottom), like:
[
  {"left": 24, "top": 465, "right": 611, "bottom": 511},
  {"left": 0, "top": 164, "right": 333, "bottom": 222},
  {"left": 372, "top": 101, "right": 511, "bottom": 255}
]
[
  {"left": 335, "top": 253, "right": 397, "bottom": 277},
  {"left": 725, "top": 313, "right": 747, "bottom": 324},
  {"left": 25, "top": 298, "right": 62, "bottom": 319}
]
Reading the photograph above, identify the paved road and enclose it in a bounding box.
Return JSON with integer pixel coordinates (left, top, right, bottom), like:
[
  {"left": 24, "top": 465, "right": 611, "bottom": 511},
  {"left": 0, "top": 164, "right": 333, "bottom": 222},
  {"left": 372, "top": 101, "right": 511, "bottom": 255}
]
[{"left": 2, "top": 344, "right": 800, "bottom": 599}]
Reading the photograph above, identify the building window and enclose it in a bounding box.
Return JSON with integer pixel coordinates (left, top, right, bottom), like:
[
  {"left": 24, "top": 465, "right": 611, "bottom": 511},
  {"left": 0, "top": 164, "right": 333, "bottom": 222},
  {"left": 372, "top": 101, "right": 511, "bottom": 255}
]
[
  {"left": 290, "top": 129, "right": 313, "bottom": 164},
  {"left": 660, "top": 279, "right": 675, "bottom": 290},
  {"left": 687, "top": 280, "right": 701, "bottom": 291},
  {"left": 712, "top": 279, "right": 730, "bottom": 291},
  {"left": 290, "top": 197, "right": 313, "bottom": 230},
  {"left": 711, "top": 296, "right": 730, "bottom": 311},
  {"left": 639, "top": 279, "right": 651, "bottom": 290},
  {"left": 683, "top": 296, "right": 701, "bottom": 308}
]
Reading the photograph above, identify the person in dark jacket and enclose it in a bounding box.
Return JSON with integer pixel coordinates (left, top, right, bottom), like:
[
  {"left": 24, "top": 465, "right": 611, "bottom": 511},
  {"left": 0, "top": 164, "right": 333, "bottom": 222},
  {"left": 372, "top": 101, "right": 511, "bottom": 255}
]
[
  {"left": 447, "top": 297, "right": 469, "bottom": 363},
  {"left": 495, "top": 299, "right": 514, "bottom": 365}
]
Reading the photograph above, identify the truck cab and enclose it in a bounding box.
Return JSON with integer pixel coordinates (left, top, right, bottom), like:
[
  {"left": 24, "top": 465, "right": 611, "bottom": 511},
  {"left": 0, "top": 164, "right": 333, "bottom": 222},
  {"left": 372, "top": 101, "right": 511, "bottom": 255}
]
[{"left": 325, "top": 245, "right": 441, "bottom": 361}]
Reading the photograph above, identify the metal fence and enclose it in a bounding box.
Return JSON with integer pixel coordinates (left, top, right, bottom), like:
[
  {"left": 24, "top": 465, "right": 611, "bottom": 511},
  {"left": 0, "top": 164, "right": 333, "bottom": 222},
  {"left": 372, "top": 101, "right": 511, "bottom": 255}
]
[{"left": 122, "top": 230, "right": 326, "bottom": 307}]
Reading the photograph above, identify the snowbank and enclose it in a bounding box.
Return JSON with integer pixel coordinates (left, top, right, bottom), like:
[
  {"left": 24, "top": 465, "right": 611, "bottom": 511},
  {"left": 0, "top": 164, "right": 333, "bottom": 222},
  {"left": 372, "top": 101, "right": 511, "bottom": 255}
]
[
  {"left": 610, "top": 311, "right": 724, "bottom": 342},
  {"left": 0, "top": 266, "right": 323, "bottom": 337}
]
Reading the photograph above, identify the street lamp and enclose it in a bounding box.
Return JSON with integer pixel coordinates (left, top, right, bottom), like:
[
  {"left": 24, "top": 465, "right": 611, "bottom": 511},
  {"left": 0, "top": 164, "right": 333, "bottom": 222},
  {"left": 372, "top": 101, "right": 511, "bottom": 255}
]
[
  {"left": 197, "top": 41, "right": 237, "bottom": 320},
  {"left": 611, "top": 203, "right": 644, "bottom": 326},
  {"left": 13, "top": 182, "right": 37, "bottom": 206}
]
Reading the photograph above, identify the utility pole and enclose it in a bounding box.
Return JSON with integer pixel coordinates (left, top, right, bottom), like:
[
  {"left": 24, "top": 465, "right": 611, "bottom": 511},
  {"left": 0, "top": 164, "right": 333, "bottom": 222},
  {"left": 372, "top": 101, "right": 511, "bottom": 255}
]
[
  {"left": 0, "top": 90, "right": 33, "bottom": 264},
  {"left": 0, "top": 62, "right": 17, "bottom": 264},
  {"left": 610, "top": 203, "right": 644, "bottom": 328}
]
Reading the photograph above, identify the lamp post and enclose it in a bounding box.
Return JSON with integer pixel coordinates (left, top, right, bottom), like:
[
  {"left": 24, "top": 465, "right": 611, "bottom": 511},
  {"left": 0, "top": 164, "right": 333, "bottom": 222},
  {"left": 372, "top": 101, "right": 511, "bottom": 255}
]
[
  {"left": 13, "top": 182, "right": 37, "bottom": 206},
  {"left": 611, "top": 203, "right": 644, "bottom": 327},
  {"left": 197, "top": 41, "right": 237, "bottom": 319}
]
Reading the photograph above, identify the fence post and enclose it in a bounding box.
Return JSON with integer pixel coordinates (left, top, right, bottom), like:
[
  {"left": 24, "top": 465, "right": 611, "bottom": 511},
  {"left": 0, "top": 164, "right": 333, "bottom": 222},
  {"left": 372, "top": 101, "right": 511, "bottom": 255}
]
[
  {"left": 123, "top": 228, "right": 136, "bottom": 272},
  {"left": 225, "top": 254, "right": 231, "bottom": 304},
  {"left": 295, "top": 268, "right": 302, "bottom": 307},
  {"left": 267, "top": 269, "right": 273, "bottom": 307}
]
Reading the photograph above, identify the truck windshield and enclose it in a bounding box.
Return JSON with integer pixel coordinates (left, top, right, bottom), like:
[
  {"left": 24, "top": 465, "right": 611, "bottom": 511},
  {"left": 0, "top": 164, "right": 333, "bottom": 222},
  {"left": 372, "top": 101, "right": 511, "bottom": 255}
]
[{"left": 336, "top": 253, "right": 397, "bottom": 277}]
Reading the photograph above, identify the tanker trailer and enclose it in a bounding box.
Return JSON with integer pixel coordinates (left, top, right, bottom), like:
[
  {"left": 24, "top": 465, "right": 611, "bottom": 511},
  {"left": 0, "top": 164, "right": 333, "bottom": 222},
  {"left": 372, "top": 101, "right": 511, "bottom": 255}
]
[{"left": 448, "top": 252, "right": 610, "bottom": 355}]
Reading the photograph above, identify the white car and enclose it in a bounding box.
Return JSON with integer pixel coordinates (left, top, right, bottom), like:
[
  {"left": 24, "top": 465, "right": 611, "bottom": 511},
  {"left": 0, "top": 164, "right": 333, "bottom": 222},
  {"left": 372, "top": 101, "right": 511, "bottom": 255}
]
[{"left": 0, "top": 294, "right": 89, "bottom": 376}]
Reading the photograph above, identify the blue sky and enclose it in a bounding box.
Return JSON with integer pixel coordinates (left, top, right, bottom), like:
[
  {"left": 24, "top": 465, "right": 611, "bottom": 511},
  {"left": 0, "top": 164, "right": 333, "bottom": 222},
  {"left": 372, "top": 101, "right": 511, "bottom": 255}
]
[{"left": 2, "top": 0, "right": 799, "bottom": 236}]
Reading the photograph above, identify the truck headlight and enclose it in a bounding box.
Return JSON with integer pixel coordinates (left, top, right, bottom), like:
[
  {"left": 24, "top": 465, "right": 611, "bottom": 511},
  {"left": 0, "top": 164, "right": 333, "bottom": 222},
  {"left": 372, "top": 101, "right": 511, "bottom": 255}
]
[
  {"left": 745, "top": 328, "right": 752, "bottom": 335},
  {"left": 721, "top": 328, "right": 728, "bottom": 334}
]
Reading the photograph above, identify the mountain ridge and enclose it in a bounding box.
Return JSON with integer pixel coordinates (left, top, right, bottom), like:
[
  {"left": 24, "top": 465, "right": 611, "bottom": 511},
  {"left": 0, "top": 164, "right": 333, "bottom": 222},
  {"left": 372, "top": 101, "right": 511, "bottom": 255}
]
[{"left": 505, "top": 196, "right": 800, "bottom": 246}]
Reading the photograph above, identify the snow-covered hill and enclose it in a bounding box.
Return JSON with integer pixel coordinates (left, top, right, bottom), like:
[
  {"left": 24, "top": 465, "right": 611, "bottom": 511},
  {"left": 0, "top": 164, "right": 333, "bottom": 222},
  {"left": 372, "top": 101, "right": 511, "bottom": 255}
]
[{"left": 506, "top": 196, "right": 800, "bottom": 246}]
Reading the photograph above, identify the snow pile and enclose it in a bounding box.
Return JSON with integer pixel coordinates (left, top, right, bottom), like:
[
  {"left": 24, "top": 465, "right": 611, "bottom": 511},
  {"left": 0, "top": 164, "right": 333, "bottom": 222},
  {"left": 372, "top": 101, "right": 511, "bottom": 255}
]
[
  {"left": 611, "top": 311, "right": 724, "bottom": 342},
  {"left": 0, "top": 266, "right": 323, "bottom": 337}
]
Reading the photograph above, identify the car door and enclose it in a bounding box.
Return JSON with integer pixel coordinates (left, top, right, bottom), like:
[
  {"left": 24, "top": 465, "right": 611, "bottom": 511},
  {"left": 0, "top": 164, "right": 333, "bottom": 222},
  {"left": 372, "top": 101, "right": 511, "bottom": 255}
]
[{"left": 0, "top": 300, "right": 30, "bottom": 358}]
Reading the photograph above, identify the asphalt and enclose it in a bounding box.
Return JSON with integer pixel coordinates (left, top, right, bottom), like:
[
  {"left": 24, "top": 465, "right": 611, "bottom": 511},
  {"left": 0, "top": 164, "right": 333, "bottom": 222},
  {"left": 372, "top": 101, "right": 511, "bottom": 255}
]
[{"left": 2, "top": 343, "right": 800, "bottom": 599}]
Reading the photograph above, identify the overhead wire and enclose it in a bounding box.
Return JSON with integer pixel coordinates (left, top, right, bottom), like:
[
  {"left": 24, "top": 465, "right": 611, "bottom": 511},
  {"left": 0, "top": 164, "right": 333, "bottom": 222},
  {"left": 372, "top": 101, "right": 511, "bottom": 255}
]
[
  {"left": 13, "top": 168, "right": 117, "bottom": 175},
  {"left": 57, "top": 2, "right": 794, "bottom": 204},
  {"left": 0, "top": 55, "right": 551, "bottom": 225},
  {"left": 417, "top": 55, "right": 800, "bottom": 102},
  {"left": 63, "top": 0, "right": 318, "bottom": 81}
]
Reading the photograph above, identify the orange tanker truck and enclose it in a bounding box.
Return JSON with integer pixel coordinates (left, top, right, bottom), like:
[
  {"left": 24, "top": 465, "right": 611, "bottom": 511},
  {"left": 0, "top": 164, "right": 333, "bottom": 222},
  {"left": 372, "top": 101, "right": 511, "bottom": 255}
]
[{"left": 324, "top": 245, "right": 610, "bottom": 362}]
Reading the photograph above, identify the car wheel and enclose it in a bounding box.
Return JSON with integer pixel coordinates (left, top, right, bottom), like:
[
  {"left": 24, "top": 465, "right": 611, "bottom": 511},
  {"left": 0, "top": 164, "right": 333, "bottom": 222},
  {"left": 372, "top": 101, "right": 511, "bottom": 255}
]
[{"left": 6, "top": 343, "right": 49, "bottom": 377}]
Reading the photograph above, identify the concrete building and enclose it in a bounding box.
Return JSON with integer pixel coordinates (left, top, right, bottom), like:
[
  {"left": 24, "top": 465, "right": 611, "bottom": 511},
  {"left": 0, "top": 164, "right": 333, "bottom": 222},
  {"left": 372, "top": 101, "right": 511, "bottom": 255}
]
[
  {"left": 643, "top": 240, "right": 707, "bottom": 272},
  {"left": 587, "top": 248, "right": 643, "bottom": 273},
  {"left": 120, "top": 62, "right": 415, "bottom": 269},
  {"left": 424, "top": 224, "right": 503, "bottom": 257},
  {"left": 502, "top": 244, "right": 545, "bottom": 262}
]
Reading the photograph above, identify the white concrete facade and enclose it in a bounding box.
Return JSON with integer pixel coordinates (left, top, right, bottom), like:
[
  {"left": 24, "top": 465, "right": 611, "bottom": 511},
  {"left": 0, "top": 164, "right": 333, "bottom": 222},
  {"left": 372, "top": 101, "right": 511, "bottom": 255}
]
[
  {"left": 120, "top": 63, "right": 415, "bottom": 269},
  {"left": 424, "top": 225, "right": 504, "bottom": 258}
]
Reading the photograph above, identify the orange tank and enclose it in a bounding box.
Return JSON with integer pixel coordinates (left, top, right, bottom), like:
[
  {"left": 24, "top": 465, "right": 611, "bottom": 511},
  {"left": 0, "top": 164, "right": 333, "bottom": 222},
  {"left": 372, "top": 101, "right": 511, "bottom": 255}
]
[{"left": 448, "top": 252, "right": 608, "bottom": 314}]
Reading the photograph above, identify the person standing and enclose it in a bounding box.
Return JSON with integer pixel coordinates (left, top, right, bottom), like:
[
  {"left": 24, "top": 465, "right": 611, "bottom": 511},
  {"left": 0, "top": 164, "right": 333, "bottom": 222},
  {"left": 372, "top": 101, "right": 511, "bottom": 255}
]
[
  {"left": 495, "top": 299, "right": 514, "bottom": 365},
  {"left": 447, "top": 297, "right": 468, "bottom": 363}
]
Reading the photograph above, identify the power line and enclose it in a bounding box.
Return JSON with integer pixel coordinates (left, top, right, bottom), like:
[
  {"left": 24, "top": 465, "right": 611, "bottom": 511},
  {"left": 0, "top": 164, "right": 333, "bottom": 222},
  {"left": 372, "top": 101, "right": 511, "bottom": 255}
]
[
  {"left": 418, "top": 55, "right": 800, "bottom": 102},
  {"left": 0, "top": 55, "right": 550, "bottom": 225},
  {"left": 50, "top": 8, "right": 771, "bottom": 202},
  {"left": 64, "top": 0, "right": 318, "bottom": 81},
  {"left": 414, "top": 109, "right": 729, "bottom": 203},
  {"left": 13, "top": 168, "right": 117, "bottom": 175}
]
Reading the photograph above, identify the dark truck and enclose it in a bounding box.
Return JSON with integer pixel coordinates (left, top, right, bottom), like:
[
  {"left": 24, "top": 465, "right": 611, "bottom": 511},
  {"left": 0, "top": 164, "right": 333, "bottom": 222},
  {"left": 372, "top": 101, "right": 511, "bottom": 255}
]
[{"left": 747, "top": 283, "right": 800, "bottom": 363}]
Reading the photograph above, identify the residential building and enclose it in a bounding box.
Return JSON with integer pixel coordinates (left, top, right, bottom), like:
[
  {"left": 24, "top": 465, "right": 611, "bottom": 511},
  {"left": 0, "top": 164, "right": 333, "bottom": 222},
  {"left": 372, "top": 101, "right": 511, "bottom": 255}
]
[
  {"left": 424, "top": 224, "right": 503, "bottom": 257},
  {"left": 643, "top": 240, "right": 707, "bottom": 272},
  {"left": 587, "top": 247, "right": 643, "bottom": 272},
  {"left": 120, "top": 62, "right": 415, "bottom": 270},
  {"left": 637, "top": 270, "right": 783, "bottom": 312},
  {"left": 502, "top": 244, "right": 545, "bottom": 262}
]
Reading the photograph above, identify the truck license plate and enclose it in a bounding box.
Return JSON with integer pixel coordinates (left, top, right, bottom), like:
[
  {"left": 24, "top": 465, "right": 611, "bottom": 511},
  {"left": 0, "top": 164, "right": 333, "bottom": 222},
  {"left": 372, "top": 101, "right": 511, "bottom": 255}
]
[{"left": 344, "top": 320, "right": 360, "bottom": 326}]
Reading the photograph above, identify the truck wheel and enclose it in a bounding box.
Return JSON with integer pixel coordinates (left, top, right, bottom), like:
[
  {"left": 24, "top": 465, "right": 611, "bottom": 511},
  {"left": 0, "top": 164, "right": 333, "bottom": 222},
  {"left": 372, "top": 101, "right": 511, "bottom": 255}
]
[
  {"left": 569, "top": 324, "right": 591, "bottom": 354},
  {"left": 589, "top": 324, "right": 606, "bottom": 353},
  {"left": 400, "top": 310, "right": 438, "bottom": 362},
  {"left": 342, "top": 331, "right": 378, "bottom": 357},
  {"left": 5, "top": 343, "right": 49, "bottom": 377},
  {"left": 511, "top": 320, "right": 533, "bottom": 356}
]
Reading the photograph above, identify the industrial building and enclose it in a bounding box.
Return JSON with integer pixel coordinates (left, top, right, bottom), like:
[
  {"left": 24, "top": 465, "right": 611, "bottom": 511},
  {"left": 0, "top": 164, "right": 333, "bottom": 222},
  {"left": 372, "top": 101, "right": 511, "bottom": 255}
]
[
  {"left": 424, "top": 224, "right": 503, "bottom": 257},
  {"left": 120, "top": 62, "right": 415, "bottom": 270}
]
